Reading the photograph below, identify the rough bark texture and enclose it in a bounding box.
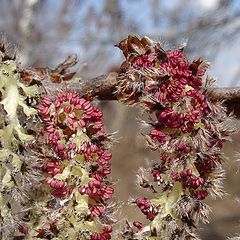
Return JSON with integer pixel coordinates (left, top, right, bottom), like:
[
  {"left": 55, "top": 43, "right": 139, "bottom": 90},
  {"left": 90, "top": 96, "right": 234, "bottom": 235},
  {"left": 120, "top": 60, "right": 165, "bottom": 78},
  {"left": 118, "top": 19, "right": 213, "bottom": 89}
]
[
  {"left": 40, "top": 72, "right": 240, "bottom": 116},
  {"left": 43, "top": 72, "right": 240, "bottom": 101}
]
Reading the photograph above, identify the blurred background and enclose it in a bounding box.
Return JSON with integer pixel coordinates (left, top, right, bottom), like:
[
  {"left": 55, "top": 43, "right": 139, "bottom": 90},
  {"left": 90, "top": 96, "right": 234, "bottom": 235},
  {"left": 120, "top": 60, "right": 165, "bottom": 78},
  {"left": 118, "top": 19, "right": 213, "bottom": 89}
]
[{"left": 1, "top": 0, "right": 240, "bottom": 239}]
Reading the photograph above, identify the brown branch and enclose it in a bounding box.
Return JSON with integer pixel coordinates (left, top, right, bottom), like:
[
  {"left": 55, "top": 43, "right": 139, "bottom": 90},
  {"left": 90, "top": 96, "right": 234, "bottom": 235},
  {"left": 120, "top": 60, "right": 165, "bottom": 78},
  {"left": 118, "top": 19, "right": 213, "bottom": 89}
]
[
  {"left": 41, "top": 72, "right": 118, "bottom": 100},
  {"left": 72, "top": 72, "right": 118, "bottom": 100},
  {"left": 207, "top": 87, "right": 240, "bottom": 102},
  {"left": 41, "top": 72, "right": 240, "bottom": 116},
  {"left": 22, "top": 55, "right": 240, "bottom": 109},
  {"left": 207, "top": 87, "right": 240, "bottom": 117},
  {"left": 65, "top": 73, "right": 240, "bottom": 102}
]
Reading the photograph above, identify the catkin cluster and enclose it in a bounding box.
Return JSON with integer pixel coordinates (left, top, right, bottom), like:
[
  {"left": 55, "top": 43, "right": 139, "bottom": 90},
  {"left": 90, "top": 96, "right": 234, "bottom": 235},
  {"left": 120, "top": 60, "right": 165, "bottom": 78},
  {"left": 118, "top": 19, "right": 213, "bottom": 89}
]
[
  {"left": 117, "top": 36, "right": 234, "bottom": 240},
  {"left": 26, "top": 90, "right": 114, "bottom": 239}
]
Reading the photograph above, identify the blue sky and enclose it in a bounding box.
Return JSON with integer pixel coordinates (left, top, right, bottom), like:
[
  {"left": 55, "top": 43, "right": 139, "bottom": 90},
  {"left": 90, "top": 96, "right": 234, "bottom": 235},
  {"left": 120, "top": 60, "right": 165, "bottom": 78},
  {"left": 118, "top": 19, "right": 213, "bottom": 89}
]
[
  {"left": 47, "top": 0, "right": 240, "bottom": 87},
  {"left": 120, "top": 0, "right": 240, "bottom": 87}
]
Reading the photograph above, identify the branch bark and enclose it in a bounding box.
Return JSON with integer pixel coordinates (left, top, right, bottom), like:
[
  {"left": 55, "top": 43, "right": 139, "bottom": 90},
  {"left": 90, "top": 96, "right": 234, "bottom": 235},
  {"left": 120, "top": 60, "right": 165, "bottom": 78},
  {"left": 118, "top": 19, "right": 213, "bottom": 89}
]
[
  {"left": 42, "top": 72, "right": 240, "bottom": 116},
  {"left": 63, "top": 72, "right": 240, "bottom": 102}
]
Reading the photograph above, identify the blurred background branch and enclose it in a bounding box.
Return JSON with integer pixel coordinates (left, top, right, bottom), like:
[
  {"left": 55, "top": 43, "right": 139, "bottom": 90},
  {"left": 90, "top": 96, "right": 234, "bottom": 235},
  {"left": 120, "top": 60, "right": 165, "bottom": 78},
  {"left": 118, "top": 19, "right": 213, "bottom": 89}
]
[{"left": 1, "top": 0, "right": 240, "bottom": 85}]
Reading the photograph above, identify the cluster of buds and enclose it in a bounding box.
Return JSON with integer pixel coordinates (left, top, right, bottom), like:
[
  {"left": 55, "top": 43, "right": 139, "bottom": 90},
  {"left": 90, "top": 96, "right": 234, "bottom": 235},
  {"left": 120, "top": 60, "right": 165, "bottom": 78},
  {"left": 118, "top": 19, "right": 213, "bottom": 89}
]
[
  {"left": 24, "top": 90, "right": 114, "bottom": 239},
  {"left": 0, "top": 43, "right": 41, "bottom": 239},
  {"left": 117, "top": 36, "right": 234, "bottom": 239}
]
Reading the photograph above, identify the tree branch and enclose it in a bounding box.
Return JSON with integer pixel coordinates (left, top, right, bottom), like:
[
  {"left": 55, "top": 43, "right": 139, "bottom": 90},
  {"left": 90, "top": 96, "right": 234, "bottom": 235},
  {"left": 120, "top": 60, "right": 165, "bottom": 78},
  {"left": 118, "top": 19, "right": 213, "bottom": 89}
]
[
  {"left": 207, "top": 87, "right": 240, "bottom": 117},
  {"left": 207, "top": 87, "right": 240, "bottom": 102},
  {"left": 42, "top": 72, "right": 240, "bottom": 116},
  {"left": 64, "top": 73, "right": 240, "bottom": 102},
  {"left": 43, "top": 72, "right": 118, "bottom": 100}
]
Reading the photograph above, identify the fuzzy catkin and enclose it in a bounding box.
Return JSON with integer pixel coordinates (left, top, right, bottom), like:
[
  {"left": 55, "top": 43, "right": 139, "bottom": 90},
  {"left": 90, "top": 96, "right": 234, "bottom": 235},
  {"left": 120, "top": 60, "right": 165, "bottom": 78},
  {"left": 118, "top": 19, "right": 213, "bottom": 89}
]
[
  {"left": 116, "top": 36, "right": 234, "bottom": 240},
  {"left": 24, "top": 91, "right": 115, "bottom": 239}
]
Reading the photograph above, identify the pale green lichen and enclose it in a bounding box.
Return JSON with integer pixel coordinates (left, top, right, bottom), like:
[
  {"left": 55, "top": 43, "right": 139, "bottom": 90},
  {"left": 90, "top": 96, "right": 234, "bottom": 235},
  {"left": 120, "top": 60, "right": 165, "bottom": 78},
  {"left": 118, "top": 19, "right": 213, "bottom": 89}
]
[
  {"left": 0, "top": 57, "right": 39, "bottom": 239},
  {"left": 0, "top": 60, "right": 37, "bottom": 147}
]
